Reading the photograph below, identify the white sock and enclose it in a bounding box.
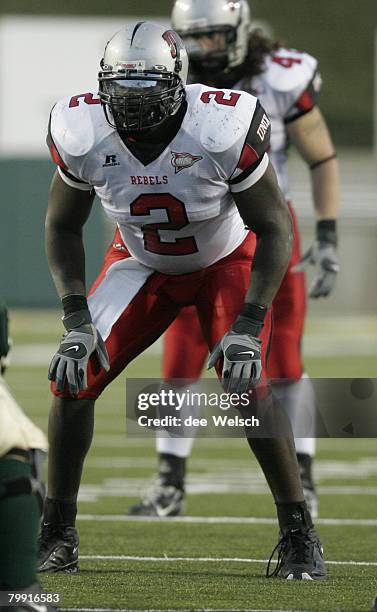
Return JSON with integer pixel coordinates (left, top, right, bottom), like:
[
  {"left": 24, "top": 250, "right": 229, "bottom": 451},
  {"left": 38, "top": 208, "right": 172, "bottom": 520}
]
[
  {"left": 271, "top": 373, "right": 316, "bottom": 458},
  {"left": 156, "top": 435, "right": 196, "bottom": 458},
  {"left": 156, "top": 381, "right": 201, "bottom": 459}
]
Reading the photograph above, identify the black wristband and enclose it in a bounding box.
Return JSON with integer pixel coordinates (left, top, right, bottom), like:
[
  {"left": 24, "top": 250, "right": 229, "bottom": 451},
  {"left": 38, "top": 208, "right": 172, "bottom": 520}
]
[
  {"left": 239, "top": 303, "right": 267, "bottom": 323},
  {"left": 61, "top": 294, "right": 92, "bottom": 331},
  {"left": 316, "top": 219, "right": 337, "bottom": 246},
  {"left": 231, "top": 303, "right": 267, "bottom": 337},
  {"left": 62, "top": 294, "right": 89, "bottom": 317}
]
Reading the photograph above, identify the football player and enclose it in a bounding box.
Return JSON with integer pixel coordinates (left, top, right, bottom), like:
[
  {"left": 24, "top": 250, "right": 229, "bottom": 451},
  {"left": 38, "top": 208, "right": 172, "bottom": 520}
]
[
  {"left": 129, "top": 0, "right": 340, "bottom": 519},
  {"left": 0, "top": 303, "right": 54, "bottom": 611},
  {"left": 38, "top": 22, "right": 326, "bottom": 580}
]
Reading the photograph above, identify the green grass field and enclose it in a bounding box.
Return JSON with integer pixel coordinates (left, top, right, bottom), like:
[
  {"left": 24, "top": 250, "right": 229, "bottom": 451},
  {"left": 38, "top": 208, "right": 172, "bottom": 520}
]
[{"left": 4, "top": 310, "right": 377, "bottom": 612}]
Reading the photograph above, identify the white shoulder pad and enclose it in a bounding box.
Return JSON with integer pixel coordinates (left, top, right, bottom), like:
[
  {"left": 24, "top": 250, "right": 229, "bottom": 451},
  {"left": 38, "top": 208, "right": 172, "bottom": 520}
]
[
  {"left": 263, "top": 48, "right": 318, "bottom": 93},
  {"left": 50, "top": 90, "right": 111, "bottom": 158},
  {"left": 186, "top": 84, "right": 257, "bottom": 154}
]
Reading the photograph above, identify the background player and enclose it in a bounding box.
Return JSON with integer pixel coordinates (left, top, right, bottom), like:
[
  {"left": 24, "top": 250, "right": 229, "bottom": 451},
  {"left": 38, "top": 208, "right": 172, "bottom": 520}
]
[
  {"left": 37, "top": 22, "right": 325, "bottom": 580},
  {"left": 0, "top": 301, "right": 55, "bottom": 611},
  {"left": 129, "top": 0, "right": 340, "bottom": 519}
]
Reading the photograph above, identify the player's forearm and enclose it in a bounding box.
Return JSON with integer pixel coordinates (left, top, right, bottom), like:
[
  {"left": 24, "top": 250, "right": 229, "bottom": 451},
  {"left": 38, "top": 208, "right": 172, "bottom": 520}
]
[
  {"left": 45, "top": 224, "right": 86, "bottom": 299},
  {"left": 287, "top": 107, "right": 340, "bottom": 221},
  {"left": 245, "top": 220, "right": 293, "bottom": 307},
  {"left": 234, "top": 164, "right": 293, "bottom": 309},
  {"left": 310, "top": 157, "right": 340, "bottom": 220}
]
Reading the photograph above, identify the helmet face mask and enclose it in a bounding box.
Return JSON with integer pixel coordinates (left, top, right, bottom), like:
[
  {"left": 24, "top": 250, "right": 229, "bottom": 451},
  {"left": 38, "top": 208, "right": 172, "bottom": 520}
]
[
  {"left": 99, "top": 72, "right": 184, "bottom": 133},
  {"left": 98, "top": 23, "right": 188, "bottom": 134},
  {"left": 183, "top": 26, "right": 236, "bottom": 74}
]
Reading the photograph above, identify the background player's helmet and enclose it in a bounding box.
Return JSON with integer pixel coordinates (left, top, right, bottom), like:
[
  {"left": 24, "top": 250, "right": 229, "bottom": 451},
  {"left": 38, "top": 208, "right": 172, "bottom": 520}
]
[
  {"left": 171, "top": 0, "right": 251, "bottom": 74},
  {"left": 98, "top": 22, "right": 188, "bottom": 133}
]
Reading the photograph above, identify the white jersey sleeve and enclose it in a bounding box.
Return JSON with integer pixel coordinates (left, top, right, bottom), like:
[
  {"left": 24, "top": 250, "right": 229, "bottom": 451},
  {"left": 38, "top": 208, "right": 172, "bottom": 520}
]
[
  {"left": 262, "top": 48, "right": 322, "bottom": 123},
  {"left": 47, "top": 90, "right": 110, "bottom": 191},
  {"left": 193, "top": 86, "right": 271, "bottom": 194},
  {"left": 228, "top": 98, "right": 271, "bottom": 192}
]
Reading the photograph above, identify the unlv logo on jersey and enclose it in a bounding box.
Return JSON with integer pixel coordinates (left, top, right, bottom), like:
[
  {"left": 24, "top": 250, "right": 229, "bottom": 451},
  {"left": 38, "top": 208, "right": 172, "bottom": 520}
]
[
  {"left": 171, "top": 152, "right": 203, "bottom": 174},
  {"left": 257, "top": 114, "right": 271, "bottom": 141}
]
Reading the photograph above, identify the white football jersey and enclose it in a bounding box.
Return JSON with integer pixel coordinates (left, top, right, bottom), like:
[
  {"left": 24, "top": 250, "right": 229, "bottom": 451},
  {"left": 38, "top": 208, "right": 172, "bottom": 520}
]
[
  {"left": 235, "top": 48, "right": 321, "bottom": 198},
  {"left": 48, "top": 84, "right": 271, "bottom": 274}
]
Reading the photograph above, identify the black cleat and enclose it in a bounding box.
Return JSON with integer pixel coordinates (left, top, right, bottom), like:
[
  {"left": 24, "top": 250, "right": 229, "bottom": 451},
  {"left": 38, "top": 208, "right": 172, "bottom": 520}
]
[
  {"left": 267, "top": 526, "right": 326, "bottom": 580},
  {"left": 297, "top": 453, "right": 319, "bottom": 518},
  {"left": 37, "top": 524, "right": 79, "bottom": 573},
  {"left": 128, "top": 481, "right": 185, "bottom": 517},
  {"left": 372, "top": 596, "right": 377, "bottom": 611}
]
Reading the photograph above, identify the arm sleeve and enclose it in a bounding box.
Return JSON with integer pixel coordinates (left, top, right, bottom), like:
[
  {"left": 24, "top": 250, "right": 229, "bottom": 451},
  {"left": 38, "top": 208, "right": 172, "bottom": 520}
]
[
  {"left": 229, "top": 100, "right": 271, "bottom": 193},
  {"left": 46, "top": 112, "right": 92, "bottom": 192}
]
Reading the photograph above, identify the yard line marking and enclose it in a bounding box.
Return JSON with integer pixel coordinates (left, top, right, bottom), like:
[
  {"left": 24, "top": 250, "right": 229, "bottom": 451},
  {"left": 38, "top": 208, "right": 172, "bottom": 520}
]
[
  {"left": 84, "top": 455, "right": 377, "bottom": 481},
  {"left": 77, "top": 514, "right": 377, "bottom": 526},
  {"left": 78, "top": 480, "right": 377, "bottom": 501},
  {"left": 78, "top": 554, "right": 377, "bottom": 566},
  {"left": 89, "top": 436, "right": 377, "bottom": 451},
  {"left": 61, "top": 608, "right": 293, "bottom": 612},
  {"left": 61, "top": 608, "right": 291, "bottom": 612}
]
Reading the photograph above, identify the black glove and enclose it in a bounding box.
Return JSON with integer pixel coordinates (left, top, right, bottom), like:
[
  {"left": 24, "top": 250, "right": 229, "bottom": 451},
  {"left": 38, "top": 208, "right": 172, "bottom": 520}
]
[
  {"left": 48, "top": 304, "right": 109, "bottom": 396},
  {"left": 207, "top": 303, "right": 266, "bottom": 394},
  {"left": 294, "top": 220, "right": 339, "bottom": 298}
]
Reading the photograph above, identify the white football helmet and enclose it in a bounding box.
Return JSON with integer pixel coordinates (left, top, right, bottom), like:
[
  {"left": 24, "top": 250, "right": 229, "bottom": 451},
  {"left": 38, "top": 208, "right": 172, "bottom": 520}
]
[
  {"left": 171, "top": 0, "right": 251, "bottom": 73},
  {"left": 98, "top": 22, "right": 188, "bottom": 133}
]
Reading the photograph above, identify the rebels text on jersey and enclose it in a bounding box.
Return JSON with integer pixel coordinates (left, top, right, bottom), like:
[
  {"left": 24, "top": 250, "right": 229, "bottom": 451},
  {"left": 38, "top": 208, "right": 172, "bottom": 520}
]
[{"left": 47, "top": 84, "right": 271, "bottom": 274}]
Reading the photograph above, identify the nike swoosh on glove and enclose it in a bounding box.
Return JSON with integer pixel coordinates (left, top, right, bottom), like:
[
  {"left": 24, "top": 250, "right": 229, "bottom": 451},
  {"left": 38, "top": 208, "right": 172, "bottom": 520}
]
[
  {"left": 207, "top": 331, "right": 262, "bottom": 394},
  {"left": 293, "top": 241, "right": 339, "bottom": 298},
  {"left": 48, "top": 323, "right": 110, "bottom": 396}
]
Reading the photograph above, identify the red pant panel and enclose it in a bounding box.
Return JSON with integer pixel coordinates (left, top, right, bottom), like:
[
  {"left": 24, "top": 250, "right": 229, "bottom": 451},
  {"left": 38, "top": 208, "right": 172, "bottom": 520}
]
[
  {"left": 267, "top": 205, "right": 306, "bottom": 380},
  {"left": 163, "top": 306, "right": 206, "bottom": 380},
  {"left": 163, "top": 205, "right": 305, "bottom": 381}
]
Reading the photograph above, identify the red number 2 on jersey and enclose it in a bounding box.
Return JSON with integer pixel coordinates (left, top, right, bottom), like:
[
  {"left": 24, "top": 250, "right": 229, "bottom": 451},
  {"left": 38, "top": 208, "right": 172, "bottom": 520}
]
[
  {"left": 69, "top": 93, "right": 101, "bottom": 108},
  {"left": 130, "top": 194, "right": 198, "bottom": 256},
  {"left": 200, "top": 90, "right": 241, "bottom": 107}
]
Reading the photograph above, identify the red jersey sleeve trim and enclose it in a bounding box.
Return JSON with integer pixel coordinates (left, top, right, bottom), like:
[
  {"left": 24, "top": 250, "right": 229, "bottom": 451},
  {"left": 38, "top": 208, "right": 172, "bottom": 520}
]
[
  {"left": 49, "top": 140, "right": 68, "bottom": 170},
  {"left": 46, "top": 112, "right": 68, "bottom": 170},
  {"left": 237, "top": 143, "right": 260, "bottom": 171}
]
